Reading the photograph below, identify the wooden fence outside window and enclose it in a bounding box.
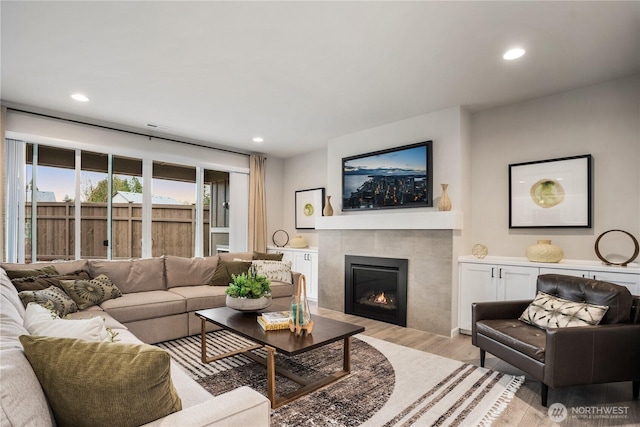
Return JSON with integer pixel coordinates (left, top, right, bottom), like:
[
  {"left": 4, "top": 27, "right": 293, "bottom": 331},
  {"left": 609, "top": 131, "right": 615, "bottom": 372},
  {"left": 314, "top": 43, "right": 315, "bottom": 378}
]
[{"left": 25, "top": 203, "right": 212, "bottom": 261}]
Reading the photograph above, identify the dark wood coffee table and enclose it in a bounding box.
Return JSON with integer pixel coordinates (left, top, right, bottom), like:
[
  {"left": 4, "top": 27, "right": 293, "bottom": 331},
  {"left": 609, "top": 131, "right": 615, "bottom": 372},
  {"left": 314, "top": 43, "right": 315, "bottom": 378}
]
[{"left": 195, "top": 306, "right": 365, "bottom": 408}]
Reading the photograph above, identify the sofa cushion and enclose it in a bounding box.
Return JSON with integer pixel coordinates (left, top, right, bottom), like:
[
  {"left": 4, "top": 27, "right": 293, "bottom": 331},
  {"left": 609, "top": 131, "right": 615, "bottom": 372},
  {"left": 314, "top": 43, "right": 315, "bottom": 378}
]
[
  {"left": 519, "top": 291, "right": 609, "bottom": 329},
  {"left": 4, "top": 265, "right": 59, "bottom": 279},
  {"left": 1, "top": 259, "right": 89, "bottom": 275},
  {"left": 20, "top": 335, "right": 182, "bottom": 427},
  {"left": 253, "top": 251, "right": 283, "bottom": 261},
  {"left": 100, "top": 290, "right": 186, "bottom": 323},
  {"left": 0, "top": 348, "right": 55, "bottom": 426},
  {"left": 18, "top": 285, "right": 78, "bottom": 317},
  {"left": 219, "top": 252, "right": 253, "bottom": 261},
  {"left": 1, "top": 269, "right": 27, "bottom": 317},
  {"left": 89, "top": 257, "right": 165, "bottom": 293},
  {"left": 476, "top": 319, "right": 546, "bottom": 362},
  {"left": 269, "top": 281, "right": 296, "bottom": 299},
  {"left": 66, "top": 309, "right": 129, "bottom": 331},
  {"left": 165, "top": 255, "right": 219, "bottom": 288},
  {"left": 1, "top": 293, "right": 30, "bottom": 350},
  {"left": 210, "top": 259, "right": 252, "bottom": 287},
  {"left": 10, "top": 270, "right": 90, "bottom": 292},
  {"left": 24, "top": 303, "right": 113, "bottom": 341},
  {"left": 252, "top": 260, "right": 293, "bottom": 284},
  {"left": 537, "top": 274, "right": 632, "bottom": 324},
  {"left": 169, "top": 285, "right": 227, "bottom": 312},
  {"left": 59, "top": 274, "right": 123, "bottom": 310}
]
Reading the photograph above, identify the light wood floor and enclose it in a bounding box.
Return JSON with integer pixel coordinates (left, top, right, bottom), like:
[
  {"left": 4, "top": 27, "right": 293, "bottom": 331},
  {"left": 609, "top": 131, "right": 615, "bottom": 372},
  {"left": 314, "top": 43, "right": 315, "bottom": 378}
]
[{"left": 310, "top": 304, "right": 640, "bottom": 426}]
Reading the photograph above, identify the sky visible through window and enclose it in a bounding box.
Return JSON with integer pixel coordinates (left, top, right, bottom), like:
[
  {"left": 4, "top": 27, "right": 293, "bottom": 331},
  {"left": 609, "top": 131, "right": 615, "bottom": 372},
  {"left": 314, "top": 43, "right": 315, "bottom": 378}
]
[{"left": 27, "top": 166, "right": 196, "bottom": 204}]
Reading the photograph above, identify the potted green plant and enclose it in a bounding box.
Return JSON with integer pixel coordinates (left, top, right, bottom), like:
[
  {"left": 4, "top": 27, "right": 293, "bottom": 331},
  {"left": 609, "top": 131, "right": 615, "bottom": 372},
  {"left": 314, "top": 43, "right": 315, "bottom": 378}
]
[{"left": 225, "top": 267, "right": 272, "bottom": 311}]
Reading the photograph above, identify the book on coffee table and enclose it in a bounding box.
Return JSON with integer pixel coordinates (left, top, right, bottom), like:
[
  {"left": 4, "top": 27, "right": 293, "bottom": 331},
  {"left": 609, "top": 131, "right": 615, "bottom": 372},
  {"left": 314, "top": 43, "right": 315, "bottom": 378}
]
[
  {"left": 257, "top": 315, "right": 290, "bottom": 331},
  {"left": 261, "top": 311, "right": 291, "bottom": 323}
]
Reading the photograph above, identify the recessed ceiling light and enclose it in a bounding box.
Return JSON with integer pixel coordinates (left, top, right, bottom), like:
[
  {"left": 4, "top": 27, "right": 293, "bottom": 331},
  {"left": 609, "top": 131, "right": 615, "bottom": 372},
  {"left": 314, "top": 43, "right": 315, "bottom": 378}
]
[
  {"left": 71, "top": 93, "right": 90, "bottom": 102},
  {"left": 503, "top": 48, "right": 525, "bottom": 60},
  {"left": 252, "top": 137, "right": 264, "bottom": 143}
]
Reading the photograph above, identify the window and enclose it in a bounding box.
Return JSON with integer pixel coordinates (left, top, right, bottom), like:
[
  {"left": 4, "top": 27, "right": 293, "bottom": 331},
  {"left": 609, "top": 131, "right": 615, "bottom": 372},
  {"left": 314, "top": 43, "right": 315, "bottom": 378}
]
[{"left": 7, "top": 140, "right": 236, "bottom": 261}]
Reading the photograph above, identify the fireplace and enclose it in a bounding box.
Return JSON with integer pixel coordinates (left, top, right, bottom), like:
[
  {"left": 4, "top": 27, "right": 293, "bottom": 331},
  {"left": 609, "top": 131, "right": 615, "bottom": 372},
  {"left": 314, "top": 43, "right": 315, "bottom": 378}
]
[{"left": 345, "top": 255, "right": 408, "bottom": 326}]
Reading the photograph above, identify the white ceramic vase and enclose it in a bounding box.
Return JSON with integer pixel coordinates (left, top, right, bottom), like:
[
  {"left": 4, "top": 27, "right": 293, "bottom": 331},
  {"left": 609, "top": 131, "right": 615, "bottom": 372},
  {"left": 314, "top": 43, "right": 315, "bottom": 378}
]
[{"left": 526, "top": 240, "right": 564, "bottom": 263}]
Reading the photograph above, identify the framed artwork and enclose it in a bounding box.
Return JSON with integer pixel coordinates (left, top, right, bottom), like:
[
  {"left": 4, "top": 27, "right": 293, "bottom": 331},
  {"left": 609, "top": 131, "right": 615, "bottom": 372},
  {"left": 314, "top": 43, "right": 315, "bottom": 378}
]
[
  {"left": 509, "top": 154, "right": 592, "bottom": 228},
  {"left": 295, "top": 188, "right": 325, "bottom": 229}
]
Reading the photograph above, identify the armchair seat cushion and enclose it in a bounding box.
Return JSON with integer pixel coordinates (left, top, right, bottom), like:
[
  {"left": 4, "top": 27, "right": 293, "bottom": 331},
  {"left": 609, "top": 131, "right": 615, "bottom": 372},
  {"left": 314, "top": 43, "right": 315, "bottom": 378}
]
[{"left": 477, "top": 319, "right": 546, "bottom": 362}]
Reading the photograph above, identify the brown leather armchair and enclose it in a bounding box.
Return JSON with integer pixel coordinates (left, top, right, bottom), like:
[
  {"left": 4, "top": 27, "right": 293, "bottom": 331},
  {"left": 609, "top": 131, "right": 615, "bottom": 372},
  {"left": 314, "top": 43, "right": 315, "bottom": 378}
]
[{"left": 472, "top": 274, "right": 640, "bottom": 407}]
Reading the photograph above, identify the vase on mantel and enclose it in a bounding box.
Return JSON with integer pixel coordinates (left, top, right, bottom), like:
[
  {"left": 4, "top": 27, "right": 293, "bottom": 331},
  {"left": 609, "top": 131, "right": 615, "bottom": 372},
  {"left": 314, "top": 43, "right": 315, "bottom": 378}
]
[
  {"left": 526, "top": 240, "right": 564, "bottom": 263},
  {"left": 323, "top": 196, "right": 334, "bottom": 216},
  {"left": 437, "top": 184, "right": 452, "bottom": 211}
]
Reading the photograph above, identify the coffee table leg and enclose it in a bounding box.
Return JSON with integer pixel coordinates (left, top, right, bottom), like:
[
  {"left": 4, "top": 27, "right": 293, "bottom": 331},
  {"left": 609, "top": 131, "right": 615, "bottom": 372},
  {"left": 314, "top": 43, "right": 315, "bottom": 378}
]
[
  {"left": 266, "top": 345, "right": 277, "bottom": 407},
  {"left": 344, "top": 337, "right": 351, "bottom": 373},
  {"left": 201, "top": 318, "right": 207, "bottom": 363}
]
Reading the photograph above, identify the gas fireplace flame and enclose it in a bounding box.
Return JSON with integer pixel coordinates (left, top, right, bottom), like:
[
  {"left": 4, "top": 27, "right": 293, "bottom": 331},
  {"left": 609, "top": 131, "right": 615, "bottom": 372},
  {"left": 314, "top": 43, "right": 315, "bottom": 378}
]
[{"left": 374, "top": 292, "right": 388, "bottom": 305}]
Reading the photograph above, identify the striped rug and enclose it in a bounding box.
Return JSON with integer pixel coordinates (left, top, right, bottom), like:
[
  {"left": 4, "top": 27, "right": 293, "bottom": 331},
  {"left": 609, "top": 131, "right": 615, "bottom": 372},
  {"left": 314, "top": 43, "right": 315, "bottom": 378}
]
[{"left": 157, "top": 332, "right": 523, "bottom": 426}]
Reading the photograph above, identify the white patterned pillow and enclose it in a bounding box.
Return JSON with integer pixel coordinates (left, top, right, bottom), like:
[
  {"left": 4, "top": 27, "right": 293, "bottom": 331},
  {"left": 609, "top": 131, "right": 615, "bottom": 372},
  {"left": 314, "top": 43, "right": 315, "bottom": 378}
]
[
  {"left": 251, "top": 260, "right": 293, "bottom": 284},
  {"left": 519, "top": 291, "right": 609, "bottom": 329},
  {"left": 23, "top": 303, "right": 112, "bottom": 342}
]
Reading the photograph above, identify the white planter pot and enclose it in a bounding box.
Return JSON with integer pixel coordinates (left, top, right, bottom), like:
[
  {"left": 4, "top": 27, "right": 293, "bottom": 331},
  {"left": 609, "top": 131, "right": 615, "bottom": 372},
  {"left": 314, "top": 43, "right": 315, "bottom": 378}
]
[{"left": 225, "top": 295, "right": 272, "bottom": 312}]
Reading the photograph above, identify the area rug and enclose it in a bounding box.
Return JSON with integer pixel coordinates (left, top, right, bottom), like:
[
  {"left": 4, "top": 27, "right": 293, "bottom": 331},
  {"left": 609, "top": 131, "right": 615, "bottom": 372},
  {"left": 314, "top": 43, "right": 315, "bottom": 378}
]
[{"left": 157, "top": 331, "right": 524, "bottom": 426}]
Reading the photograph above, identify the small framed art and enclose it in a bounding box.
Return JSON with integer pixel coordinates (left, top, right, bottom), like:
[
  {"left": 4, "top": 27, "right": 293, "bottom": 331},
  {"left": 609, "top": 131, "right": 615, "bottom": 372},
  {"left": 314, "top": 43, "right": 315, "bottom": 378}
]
[
  {"left": 509, "top": 154, "right": 592, "bottom": 228},
  {"left": 295, "top": 188, "right": 325, "bottom": 229}
]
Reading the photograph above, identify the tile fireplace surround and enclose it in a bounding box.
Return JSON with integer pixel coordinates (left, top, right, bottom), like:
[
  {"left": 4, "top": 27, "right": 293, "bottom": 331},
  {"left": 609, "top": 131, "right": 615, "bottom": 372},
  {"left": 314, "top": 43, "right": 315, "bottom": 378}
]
[{"left": 317, "top": 212, "right": 460, "bottom": 336}]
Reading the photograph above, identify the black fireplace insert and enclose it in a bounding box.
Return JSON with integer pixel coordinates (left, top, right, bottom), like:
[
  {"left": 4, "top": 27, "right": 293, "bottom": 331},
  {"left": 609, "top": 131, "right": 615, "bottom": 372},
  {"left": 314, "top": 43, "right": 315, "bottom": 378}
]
[{"left": 345, "top": 255, "right": 408, "bottom": 326}]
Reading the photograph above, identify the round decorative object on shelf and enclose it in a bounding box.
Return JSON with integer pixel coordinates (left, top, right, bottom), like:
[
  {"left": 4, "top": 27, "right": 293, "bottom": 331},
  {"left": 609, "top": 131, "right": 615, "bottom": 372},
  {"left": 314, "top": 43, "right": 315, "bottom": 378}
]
[
  {"left": 526, "top": 240, "right": 564, "bottom": 263},
  {"left": 272, "top": 230, "right": 289, "bottom": 247},
  {"left": 289, "top": 235, "right": 309, "bottom": 248},
  {"left": 472, "top": 244, "right": 488, "bottom": 259},
  {"left": 594, "top": 229, "right": 639, "bottom": 267},
  {"left": 225, "top": 295, "right": 272, "bottom": 312}
]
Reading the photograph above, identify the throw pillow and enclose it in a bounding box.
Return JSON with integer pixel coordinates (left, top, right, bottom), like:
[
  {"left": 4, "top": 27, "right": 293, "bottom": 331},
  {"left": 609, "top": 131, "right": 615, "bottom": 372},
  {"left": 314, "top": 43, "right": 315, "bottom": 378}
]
[
  {"left": 210, "top": 259, "right": 252, "bottom": 286},
  {"left": 10, "top": 270, "right": 90, "bottom": 292},
  {"left": 253, "top": 251, "right": 284, "bottom": 261},
  {"left": 18, "top": 286, "right": 78, "bottom": 317},
  {"left": 19, "top": 335, "right": 182, "bottom": 427},
  {"left": 519, "top": 291, "right": 609, "bottom": 329},
  {"left": 23, "top": 303, "right": 111, "bottom": 341},
  {"left": 252, "top": 260, "right": 293, "bottom": 284},
  {"left": 59, "top": 274, "right": 122, "bottom": 310},
  {"left": 5, "top": 265, "right": 59, "bottom": 280}
]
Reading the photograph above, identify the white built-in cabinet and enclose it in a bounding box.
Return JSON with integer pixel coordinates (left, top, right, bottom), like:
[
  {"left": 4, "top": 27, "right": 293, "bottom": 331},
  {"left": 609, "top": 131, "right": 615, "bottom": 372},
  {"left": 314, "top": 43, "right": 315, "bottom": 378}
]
[
  {"left": 458, "top": 256, "right": 640, "bottom": 334},
  {"left": 266, "top": 246, "right": 319, "bottom": 301}
]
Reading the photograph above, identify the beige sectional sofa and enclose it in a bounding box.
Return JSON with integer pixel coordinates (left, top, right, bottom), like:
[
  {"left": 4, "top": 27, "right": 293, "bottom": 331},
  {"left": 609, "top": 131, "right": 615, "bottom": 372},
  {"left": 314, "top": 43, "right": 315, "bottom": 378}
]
[{"left": 0, "top": 252, "right": 297, "bottom": 426}]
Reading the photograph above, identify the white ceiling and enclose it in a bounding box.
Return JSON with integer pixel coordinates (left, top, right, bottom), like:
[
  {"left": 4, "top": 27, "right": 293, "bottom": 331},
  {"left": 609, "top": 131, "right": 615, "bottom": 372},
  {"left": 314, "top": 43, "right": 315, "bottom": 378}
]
[{"left": 2, "top": 1, "right": 639, "bottom": 159}]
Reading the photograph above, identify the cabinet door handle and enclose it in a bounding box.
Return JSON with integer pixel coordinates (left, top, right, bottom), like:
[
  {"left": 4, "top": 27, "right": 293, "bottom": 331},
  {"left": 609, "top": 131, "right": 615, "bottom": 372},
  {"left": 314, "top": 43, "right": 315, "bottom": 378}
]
[
  {"left": 499, "top": 268, "right": 503, "bottom": 279},
  {"left": 491, "top": 267, "right": 494, "bottom": 278}
]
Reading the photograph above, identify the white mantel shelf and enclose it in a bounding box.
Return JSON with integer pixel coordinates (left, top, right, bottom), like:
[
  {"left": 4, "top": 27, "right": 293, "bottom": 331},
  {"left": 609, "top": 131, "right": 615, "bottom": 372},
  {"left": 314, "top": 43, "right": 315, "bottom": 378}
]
[{"left": 315, "top": 211, "right": 463, "bottom": 230}]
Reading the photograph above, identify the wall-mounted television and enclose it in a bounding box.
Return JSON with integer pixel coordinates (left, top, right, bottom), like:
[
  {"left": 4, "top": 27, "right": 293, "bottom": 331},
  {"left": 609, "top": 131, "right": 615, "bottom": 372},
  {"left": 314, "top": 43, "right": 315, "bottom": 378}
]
[{"left": 342, "top": 141, "right": 433, "bottom": 211}]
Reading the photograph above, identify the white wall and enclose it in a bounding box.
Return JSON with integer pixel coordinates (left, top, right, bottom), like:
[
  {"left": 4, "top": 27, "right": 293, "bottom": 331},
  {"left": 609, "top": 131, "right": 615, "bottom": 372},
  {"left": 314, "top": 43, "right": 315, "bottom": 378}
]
[
  {"left": 327, "top": 106, "right": 467, "bottom": 213},
  {"left": 470, "top": 74, "right": 640, "bottom": 261},
  {"left": 280, "top": 148, "right": 327, "bottom": 248}
]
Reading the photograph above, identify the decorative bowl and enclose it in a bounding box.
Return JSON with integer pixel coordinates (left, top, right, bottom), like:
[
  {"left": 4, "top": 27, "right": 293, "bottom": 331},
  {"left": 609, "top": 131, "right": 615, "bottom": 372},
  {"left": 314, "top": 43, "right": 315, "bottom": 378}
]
[{"left": 225, "top": 295, "right": 272, "bottom": 312}]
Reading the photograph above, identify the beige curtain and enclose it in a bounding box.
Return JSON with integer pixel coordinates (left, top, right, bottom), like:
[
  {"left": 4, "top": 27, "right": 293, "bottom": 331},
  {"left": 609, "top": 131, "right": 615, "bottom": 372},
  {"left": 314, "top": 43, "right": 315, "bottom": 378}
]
[
  {"left": 0, "top": 106, "right": 6, "bottom": 261},
  {"left": 248, "top": 154, "right": 267, "bottom": 252}
]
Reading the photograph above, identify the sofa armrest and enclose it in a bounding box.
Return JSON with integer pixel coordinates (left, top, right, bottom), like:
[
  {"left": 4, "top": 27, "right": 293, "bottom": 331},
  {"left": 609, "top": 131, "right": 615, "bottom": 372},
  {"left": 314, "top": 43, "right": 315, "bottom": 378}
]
[
  {"left": 292, "top": 271, "right": 301, "bottom": 286},
  {"left": 545, "top": 323, "right": 640, "bottom": 388},
  {"left": 141, "top": 386, "right": 270, "bottom": 427},
  {"left": 471, "top": 300, "right": 532, "bottom": 344}
]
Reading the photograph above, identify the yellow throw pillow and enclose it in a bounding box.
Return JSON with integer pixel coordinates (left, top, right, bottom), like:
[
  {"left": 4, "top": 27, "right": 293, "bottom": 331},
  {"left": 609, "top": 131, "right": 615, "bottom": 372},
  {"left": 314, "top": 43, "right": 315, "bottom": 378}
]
[{"left": 19, "top": 335, "right": 182, "bottom": 427}]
